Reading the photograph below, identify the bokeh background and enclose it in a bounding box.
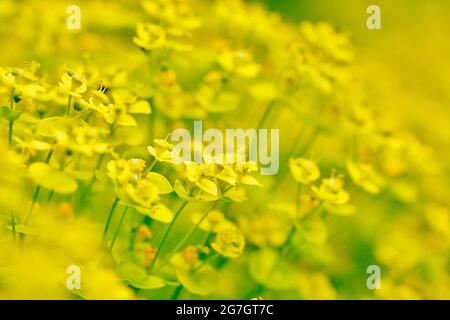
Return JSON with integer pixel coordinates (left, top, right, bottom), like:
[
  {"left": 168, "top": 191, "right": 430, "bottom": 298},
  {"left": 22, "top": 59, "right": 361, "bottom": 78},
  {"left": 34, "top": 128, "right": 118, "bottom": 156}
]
[{"left": 0, "top": 0, "right": 449, "bottom": 299}]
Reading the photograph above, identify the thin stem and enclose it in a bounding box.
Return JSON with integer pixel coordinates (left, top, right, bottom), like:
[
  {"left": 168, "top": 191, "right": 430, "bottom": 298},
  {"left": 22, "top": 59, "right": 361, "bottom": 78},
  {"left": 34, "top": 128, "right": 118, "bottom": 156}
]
[
  {"left": 21, "top": 149, "right": 54, "bottom": 238},
  {"left": 46, "top": 190, "right": 55, "bottom": 204},
  {"left": 66, "top": 95, "right": 73, "bottom": 118},
  {"left": 11, "top": 212, "right": 16, "bottom": 243},
  {"left": 45, "top": 149, "right": 54, "bottom": 163},
  {"left": 8, "top": 121, "right": 14, "bottom": 147},
  {"left": 256, "top": 100, "right": 275, "bottom": 130},
  {"left": 8, "top": 88, "right": 15, "bottom": 147},
  {"left": 155, "top": 201, "right": 217, "bottom": 272},
  {"left": 148, "top": 99, "right": 155, "bottom": 142},
  {"left": 148, "top": 200, "right": 189, "bottom": 272},
  {"left": 296, "top": 183, "right": 302, "bottom": 216},
  {"left": 144, "top": 158, "right": 157, "bottom": 175},
  {"left": 193, "top": 253, "right": 219, "bottom": 272},
  {"left": 23, "top": 186, "right": 41, "bottom": 225},
  {"left": 171, "top": 285, "right": 183, "bottom": 300},
  {"left": 10, "top": 88, "right": 15, "bottom": 110},
  {"left": 101, "top": 197, "right": 120, "bottom": 247},
  {"left": 108, "top": 206, "right": 129, "bottom": 252}
]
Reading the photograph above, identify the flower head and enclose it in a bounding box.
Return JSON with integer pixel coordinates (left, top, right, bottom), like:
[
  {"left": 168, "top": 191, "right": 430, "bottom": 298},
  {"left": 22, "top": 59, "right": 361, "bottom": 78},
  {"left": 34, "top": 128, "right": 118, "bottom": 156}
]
[
  {"left": 289, "top": 158, "right": 320, "bottom": 185},
  {"left": 211, "top": 223, "right": 245, "bottom": 258},
  {"left": 312, "top": 172, "right": 349, "bottom": 205},
  {"left": 59, "top": 69, "right": 87, "bottom": 98}
]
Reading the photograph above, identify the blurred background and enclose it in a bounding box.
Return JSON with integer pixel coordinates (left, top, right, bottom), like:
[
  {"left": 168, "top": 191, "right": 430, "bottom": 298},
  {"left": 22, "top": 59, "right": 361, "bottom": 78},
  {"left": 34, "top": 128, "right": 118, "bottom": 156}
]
[{"left": 0, "top": 0, "right": 449, "bottom": 299}]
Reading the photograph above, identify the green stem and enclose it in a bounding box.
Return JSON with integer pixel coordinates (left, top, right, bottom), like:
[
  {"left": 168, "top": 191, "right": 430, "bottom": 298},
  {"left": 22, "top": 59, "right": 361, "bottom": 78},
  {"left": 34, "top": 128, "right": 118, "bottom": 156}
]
[
  {"left": 21, "top": 149, "right": 54, "bottom": 235},
  {"left": 8, "top": 121, "right": 14, "bottom": 147},
  {"left": 148, "top": 98, "right": 155, "bottom": 142},
  {"left": 11, "top": 212, "right": 16, "bottom": 243},
  {"left": 144, "top": 159, "right": 157, "bottom": 175},
  {"left": 171, "top": 285, "right": 183, "bottom": 300},
  {"left": 256, "top": 100, "right": 275, "bottom": 130},
  {"left": 8, "top": 88, "right": 15, "bottom": 147},
  {"left": 46, "top": 190, "right": 55, "bottom": 204},
  {"left": 148, "top": 200, "right": 189, "bottom": 272},
  {"left": 45, "top": 149, "right": 54, "bottom": 163},
  {"left": 23, "top": 186, "right": 41, "bottom": 225},
  {"left": 108, "top": 206, "right": 129, "bottom": 252},
  {"left": 193, "top": 253, "right": 219, "bottom": 272},
  {"left": 66, "top": 95, "right": 73, "bottom": 118},
  {"left": 155, "top": 201, "right": 217, "bottom": 272},
  {"left": 296, "top": 183, "right": 302, "bottom": 216},
  {"left": 102, "top": 197, "right": 120, "bottom": 247}
]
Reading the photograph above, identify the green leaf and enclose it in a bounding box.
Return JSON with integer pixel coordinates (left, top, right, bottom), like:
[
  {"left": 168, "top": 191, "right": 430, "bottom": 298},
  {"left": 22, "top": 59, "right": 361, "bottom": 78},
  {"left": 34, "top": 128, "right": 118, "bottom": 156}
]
[
  {"left": 117, "top": 261, "right": 146, "bottom": 282},
  {"left": 29, "top": 162, "right": 78, "bottom": 194},
  {"left": 129, "top": 276, "right": 166, "bottom": 290},
  {"left": 30, "top": 140, "right": 52, "bottom": 151},
  {"left": 128, "top": 100, "right": 152, "bottom": 114},
  {"left": 174, "top": 180, "right": 219, "bottom": 202},
  {"left": 176, "top": 265, "right": 218, "bottom": 296},
  {"left": 134, "top": 203, "right": 173, "bottom": 223},
  {"left": 117, "top": 114, "right": 137, "bottom": 127},
  {"left": 196, "top": 178, "right": 217, "bottom": 196},
  {"left": 174, "top": 180, "right": 192, "bottom": 201},
  {"left": 223, "top": 186, "right": 247, "bottom": 202},
  {"left": 146, "top": 172, "right": 173, "bottom": 194},
  {"left": 0, "top": 106, "right": 22, "bottom": 122},
  {"left": 36, "top": 117, "right": 69, "bottom": 137},
  {"left": 65, "top": 169, "right": 94, "bottom": 181}
]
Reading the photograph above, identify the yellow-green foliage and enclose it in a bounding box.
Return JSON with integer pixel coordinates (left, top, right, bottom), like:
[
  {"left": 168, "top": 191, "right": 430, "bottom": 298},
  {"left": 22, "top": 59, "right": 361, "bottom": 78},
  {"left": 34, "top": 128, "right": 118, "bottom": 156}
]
[{"left": 0, "top": 0, "right": 448, "bottom": 299}]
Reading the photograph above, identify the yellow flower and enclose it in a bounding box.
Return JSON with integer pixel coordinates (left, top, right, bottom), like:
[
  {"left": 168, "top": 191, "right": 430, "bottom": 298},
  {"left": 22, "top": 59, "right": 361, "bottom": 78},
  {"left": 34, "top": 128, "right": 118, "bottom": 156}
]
[
  {"left": 234, "top": 162, "right": 262, "bottom": 186},
  {"left": 106, "top": 159, "right": 133, "bottom": 184},
  {"left": 191, "top": 210, "right": 226, "bottom": 233},
  {"left": 347, "top": 160, "right": 383, "bottom": 194},
  {"left": 141, "top": 0, "right": 201, "bottom": 31},
  {"left": 124, "top": 179, "right": 160, "bottom": 208},
  {"left": 123, "top": 178, "right": 174, "bottom": 223},
  {"left": 0, "top": 67, "right": 16, "bottom": 88},
  {"left": 218, "top": 50, "right": 260, "bottom": 78},
  {"left": 133, "top": 23, "right": 192, "bottom": 52},
  {"left": 289, "top": 158, "right": 320, "bottom": 185},
  {"left": 147, "top": 139, "right": 174, "bottom": 163},
  {"left": 58, "top": 70, "right": 87, "bottom": 98},
  {"left": 312, "top": 172, "right": 349, "bottom": 205},
  {"left": 81, "top": 89, "right": 110, "bottom": 111},
  {"left": 211, "top": 223, "right": 245, "bottom": 258},
  {"left": 183, "top": 161, "right": 218, "bottom": 196}
]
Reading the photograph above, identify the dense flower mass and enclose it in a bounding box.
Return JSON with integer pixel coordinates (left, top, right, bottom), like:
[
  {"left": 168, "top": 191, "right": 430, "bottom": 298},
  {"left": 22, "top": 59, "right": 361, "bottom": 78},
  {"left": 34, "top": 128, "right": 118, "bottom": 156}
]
[{"left": 0, "top": 0, "right": 448, "bottom": 300}]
